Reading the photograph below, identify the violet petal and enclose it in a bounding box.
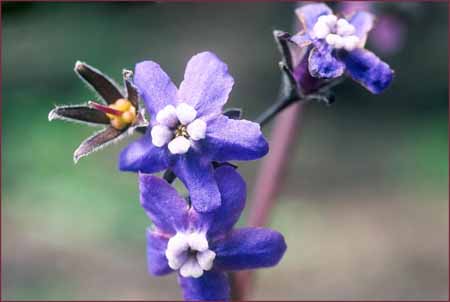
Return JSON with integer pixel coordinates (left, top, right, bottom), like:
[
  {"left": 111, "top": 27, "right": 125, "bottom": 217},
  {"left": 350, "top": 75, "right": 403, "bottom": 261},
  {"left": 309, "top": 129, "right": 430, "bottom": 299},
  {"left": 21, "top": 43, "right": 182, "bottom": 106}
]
[
  {"left": 172, "top": 152, "right": 221, "bottom": 213},
  {"left": 134, "top": 61, "right": 178, "bottom": 117},
  {"left": 118, "top": 129, "right": 170, "bottom": 173},
  {"left": 204, "top": 166, "right": 246, "bottom": 238},
  {"left": 295, "top": 3, "right": 332, "bottom": 33},
  {"left": 139, "top": 174, "right": 188, "bottom": 234},
  {"left": 348, "top": 11, "right": 375, "bottom": 45},
  {"left": 340, "top": 48, "right": 394, "bottom": 94},
  {"left": 146, "top": 230, "right": 173, "bottom": 276},
  {"left": 178, "top": 271, "right": 230, "bottom": 301},
  {"left": 212, "top": 227, "right": 287, "bottom": 271},
  {"left": 178, "top": 52, "right": 234, "bottom": 118},
  {"left": 291, "top": 32, "right": 313, "bottom": 49},
  {"left": 205, "top": 115, "right": 268, "bottom": 162},
  {"left": 308, "top": 45, "right": 345, "bottom": 79}
]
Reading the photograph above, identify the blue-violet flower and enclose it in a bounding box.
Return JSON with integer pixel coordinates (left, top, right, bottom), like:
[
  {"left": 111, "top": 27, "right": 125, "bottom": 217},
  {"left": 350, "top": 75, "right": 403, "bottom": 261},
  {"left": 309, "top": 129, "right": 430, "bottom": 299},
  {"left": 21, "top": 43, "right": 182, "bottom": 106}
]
[
  {"left": 292, "top": 3, "right": 394, "bottom": 94},
  {"left": 119, "top": 52, "right": 269, "bottom": 212},
  {"left": 140, "top": 166, "right": 286, "bottom": 301}
]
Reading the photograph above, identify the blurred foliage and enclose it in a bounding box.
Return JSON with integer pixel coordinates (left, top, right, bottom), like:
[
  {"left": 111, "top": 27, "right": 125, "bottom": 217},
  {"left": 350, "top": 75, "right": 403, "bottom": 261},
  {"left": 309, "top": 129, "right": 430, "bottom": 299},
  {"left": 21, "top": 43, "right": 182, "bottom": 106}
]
[{"left": 2, "top": 2, "right": 448, "bottom": 300}]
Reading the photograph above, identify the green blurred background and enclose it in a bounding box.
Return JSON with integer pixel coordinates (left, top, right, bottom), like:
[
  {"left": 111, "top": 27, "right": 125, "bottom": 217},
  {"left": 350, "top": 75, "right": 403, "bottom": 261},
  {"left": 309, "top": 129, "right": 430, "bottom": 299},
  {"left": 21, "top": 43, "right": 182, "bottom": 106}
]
[{"left": 2, "top": 2, "right": 448, "bottom": 300}]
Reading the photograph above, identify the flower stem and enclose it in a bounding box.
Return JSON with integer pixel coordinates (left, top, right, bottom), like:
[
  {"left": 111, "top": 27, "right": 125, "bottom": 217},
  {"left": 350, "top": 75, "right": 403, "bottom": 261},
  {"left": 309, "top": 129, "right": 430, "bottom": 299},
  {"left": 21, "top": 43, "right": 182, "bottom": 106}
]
[
  {"left": 255, "top": 94, "right": 298, "bottom": 127},
  {"left": 255, "top": 76, "right": 341, "bottom": 127},
  {"left": 232, "top": 102, "right": 304, "bottom": 299}
]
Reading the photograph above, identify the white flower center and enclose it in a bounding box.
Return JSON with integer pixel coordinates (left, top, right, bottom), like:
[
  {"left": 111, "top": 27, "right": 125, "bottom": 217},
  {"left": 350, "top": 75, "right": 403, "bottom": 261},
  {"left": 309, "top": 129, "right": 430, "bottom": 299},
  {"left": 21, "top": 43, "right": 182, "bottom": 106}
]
[
  {"left": 165, "top": 232, "right": 216, "bottom": 278},
  {"left": 312, "top": 14, "right": 360, "bottom": 51},
  {"left": 151, "top": 103, "right": 207, "bottom": 154}
]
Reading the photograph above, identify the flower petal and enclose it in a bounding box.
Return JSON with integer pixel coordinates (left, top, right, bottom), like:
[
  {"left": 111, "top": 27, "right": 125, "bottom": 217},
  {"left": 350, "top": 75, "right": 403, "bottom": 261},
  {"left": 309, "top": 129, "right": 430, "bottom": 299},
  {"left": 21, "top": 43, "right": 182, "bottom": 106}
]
[
  {"left": 212, "top": 227, "right": 287, "bottom": 271},
  {"left": 348, "top": 11, "right": 375, "bottom": 46},
  {"left": 205, "top": 116, "right": 268, "bottom": 162},
  {"left": 119, "top": 130, "right": 170, "bottom": 173},
  {"left": 167, "top": 250, "right": 189, "bottom": 271},
  {"left": 123, "top": 69, "right": 139, "bottom": 109},
  {"left": 167, "top": 233, "right": 190, "bottom": 256},
  {"left": 204, "top": 166, "right": 246, "bottom": 238},
  {"left": 187, "top": 232, "right": 209, "bottom": 252},
  {"left": 187, "top": 119, "right": 207, "bottom": 141},
  {"left": 180, "top": 257, "right": 203, "bottom": 278},
  {"left": 146, "top": 230, "right": 173, "bottom": 276},
  {"left": 172, "top": 152, "right": 220, "bottom": 213},
  {"left": 274, "top": 30, "right": 309, "bottom": 77},
  {"left": 168, "top": 136, "right": 191, "bottom": 155},
  {"left": 139, "top": 174, "right": 188, "bottom": 234},
  {"left": 176, "top": 103, "right": 197, "bottom": 125},
  {"left": 292, "top": 49, "right": 324, "bottom": 94},
  {"left": 156, "top": 105, "right": 178, "bottom": 128},
  {"left": 75, "top": 61, "right": 124, "bottom": 104},
  {"left": 178, "top": 271, "right": 230, "bottom": 301},
  {"left": 340, "top": 48, "right": 394, "bottom": 94},
  {"left": 178, "top": 52, "right": 234, "bottom": 117},
  {"left": 308, "top": 45, "right": 345, "bottom": 79},
  {"left": 295, "top": 3, "right": 332, "bottom": 33},
  {"left": 134, "top": 61, "right": 178, "bottom": 117},
  {"left": 48, "top": 105, "right": 110, "bottom": 125},
  {"left": 151, "top": 125, "right": 173, "bottom": 147},
  {"left": 196, "top": 250, "right": 216, "bottom": 271},
  {"left": 291, "top": 32, "right": 313, "bottom": 49},
  {"left": 73, "top": 126, "right": 124, "bottom": 163}
]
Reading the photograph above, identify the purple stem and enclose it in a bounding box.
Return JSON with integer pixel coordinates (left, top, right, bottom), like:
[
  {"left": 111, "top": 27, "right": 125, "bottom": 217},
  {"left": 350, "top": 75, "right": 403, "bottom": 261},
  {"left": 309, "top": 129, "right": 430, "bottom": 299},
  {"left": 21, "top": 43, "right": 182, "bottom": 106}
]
[{"left": 232, "top": 102, "right": 304, "bottom": 299}]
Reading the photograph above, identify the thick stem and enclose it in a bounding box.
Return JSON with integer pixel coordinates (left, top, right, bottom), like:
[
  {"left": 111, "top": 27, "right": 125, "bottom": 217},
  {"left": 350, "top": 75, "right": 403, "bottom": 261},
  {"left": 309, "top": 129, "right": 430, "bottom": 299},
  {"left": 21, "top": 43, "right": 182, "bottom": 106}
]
[
  {"left": 232, "top": 102, "right": 304, "bottom": 299},
  {"left": 249, "top": 103, "right": 303, "bottom": 226}
]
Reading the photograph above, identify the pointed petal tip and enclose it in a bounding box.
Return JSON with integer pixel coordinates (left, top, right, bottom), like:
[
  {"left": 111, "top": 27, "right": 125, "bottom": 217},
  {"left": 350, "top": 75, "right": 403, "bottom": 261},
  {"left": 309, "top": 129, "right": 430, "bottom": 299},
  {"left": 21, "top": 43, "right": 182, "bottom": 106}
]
[
  {"left": 122, "top": 69, "right": 133, "bottom": 78},
  {"left": 273, "top": 30, "right": 291, "bottom": 42},
  {"left": 73, "top": 144, "right": 88, "bottom": 164},
  {"left": 273, "top": 29, "right": 285, "bottom": 37},
  {"left": 74, "top": 60, "right": 85, "bottom": 71},
  {"left": 73, "top": 152, "right": 81, "bottom": 164},
  {"left": 48, "top": 108, "right": 57, "bottom": 121}
]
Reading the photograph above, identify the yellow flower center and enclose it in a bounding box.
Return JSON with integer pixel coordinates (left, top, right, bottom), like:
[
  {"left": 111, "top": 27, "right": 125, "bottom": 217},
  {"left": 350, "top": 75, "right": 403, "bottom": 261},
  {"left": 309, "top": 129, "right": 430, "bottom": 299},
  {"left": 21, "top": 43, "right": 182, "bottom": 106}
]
[{"left": 105, "top": 99, "right": 137, "bottom": 130}]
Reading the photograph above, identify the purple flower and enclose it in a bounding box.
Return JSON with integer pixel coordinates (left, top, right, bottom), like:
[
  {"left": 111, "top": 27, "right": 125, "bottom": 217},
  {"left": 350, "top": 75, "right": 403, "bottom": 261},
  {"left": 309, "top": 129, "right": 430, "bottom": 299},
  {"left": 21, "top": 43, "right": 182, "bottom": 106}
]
[
  {"left": 291, "top": 3, "right": 394, "bottom": 94},
  {"left": 119, "top": 52, "right": 269, "bottom": 212},
  {"left": 140, "top": 166, "right": 286, "bottom": 301}
]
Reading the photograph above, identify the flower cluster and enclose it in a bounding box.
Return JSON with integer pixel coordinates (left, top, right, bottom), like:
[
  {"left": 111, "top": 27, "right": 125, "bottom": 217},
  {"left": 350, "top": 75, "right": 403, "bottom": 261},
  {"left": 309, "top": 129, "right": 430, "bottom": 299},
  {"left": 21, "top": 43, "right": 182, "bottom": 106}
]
[
  {"left": 49, "top": 3, "right": 395, "bottom": 301},
  {"left": 119, "top": 52, "right": 281, "bottom": 300},
  {"left": 274, "top": 3, "right": 393, "bottom": 100}
]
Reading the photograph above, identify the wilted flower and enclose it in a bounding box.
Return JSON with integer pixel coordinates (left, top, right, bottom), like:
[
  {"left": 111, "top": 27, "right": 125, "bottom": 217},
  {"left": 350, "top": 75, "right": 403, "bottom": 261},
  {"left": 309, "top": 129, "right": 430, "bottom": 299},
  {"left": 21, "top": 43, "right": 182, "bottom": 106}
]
[
  {"left": 141, "top": 166, "right": 286, "bottom": 300},
  {"left": 119, "top": 52, "right": 268, "bottom": 212},
  {"left": 49, "top": 62, "right": 147, "bottom": 162},
  {"left": 291, "top": 3, "right": 393, "bottom": 94}
]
